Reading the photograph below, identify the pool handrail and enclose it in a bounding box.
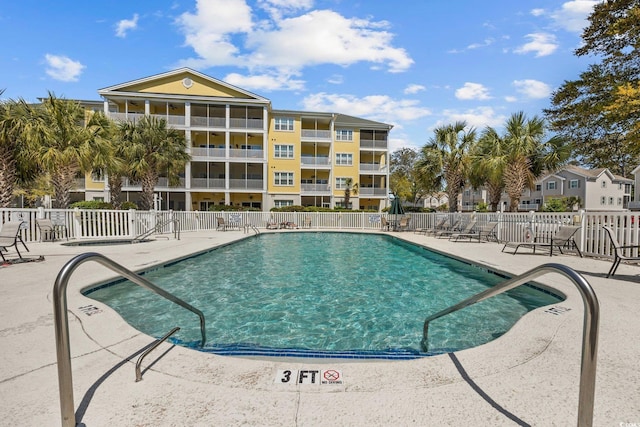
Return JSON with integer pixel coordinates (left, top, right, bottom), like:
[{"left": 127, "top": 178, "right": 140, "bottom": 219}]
[
  {"left": 421, "top": 263, "right": 599, "bottom": 427},
  {"left": 53, "top": 252, "right": 206, "bottom": 427}
]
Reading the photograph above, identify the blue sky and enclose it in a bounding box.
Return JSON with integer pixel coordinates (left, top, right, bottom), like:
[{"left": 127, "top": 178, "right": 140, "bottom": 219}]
[{"left": 0, "top": 0, "right": 599, "bottom": 152}]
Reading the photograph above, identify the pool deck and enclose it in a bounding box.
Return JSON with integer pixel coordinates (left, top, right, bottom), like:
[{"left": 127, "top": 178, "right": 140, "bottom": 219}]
[{"left": 1, "top": 229, "right": 639, "bottom": 426}]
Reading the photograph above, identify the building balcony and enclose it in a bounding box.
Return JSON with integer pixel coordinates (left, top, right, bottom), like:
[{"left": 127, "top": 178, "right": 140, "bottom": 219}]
[
  {"left": 359, "top": 163, "right": 387, "bottom": 173},
  {"left": 150, "top": 114, "right": 185, "bottom": 126},
  {"left": 359, "top": 187, "right": 387, "bottom": 197},
  {"left": 301, "top": 156, "right": 331, "bottom": 168},
  {"left": 190, "top": 116, "right": 226, "bottom": 128},
  {"left": 229, "top": 148, "right": 264, "bottom": 159},
  {"left": 301, "top": 183, "right": 331, "bottom": 195},
  {"left": 190, "top": 178, "right": 226, "bottom": 189},
  {"left": 360, "top": 139, "right": 388, "bottom": 150},
  {"left": 518, "top": 203, "right": 540, "bottom": 211},
  {"left": 229, "top": 179, "right": 264, "bottom": 190},
  {"left": 191, "top": 147, "right": 226, "bottom": 158},
  {"left": 301, "top": 129, "right": 332, "bottom": 142},
  {"left": 229, "top": 118, "right": 264, "bottom": 129}
]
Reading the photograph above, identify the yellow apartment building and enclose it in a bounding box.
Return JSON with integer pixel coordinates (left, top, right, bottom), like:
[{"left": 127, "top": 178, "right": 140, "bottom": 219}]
[{"left": 73, "top": 68, "right": 392, "bottom": 211}]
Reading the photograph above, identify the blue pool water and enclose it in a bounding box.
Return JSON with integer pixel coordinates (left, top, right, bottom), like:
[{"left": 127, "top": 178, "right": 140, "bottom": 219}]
[{"left": 84, "top": 233, "right": 562, "bottom": 359}]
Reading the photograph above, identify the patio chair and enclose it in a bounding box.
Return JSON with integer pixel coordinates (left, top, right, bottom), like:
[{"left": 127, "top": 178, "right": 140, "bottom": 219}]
[
  {"left": 433, "top": 219, "right": 460, "bottom": 237},
  {"left": 303, "top": 217, "right": 312, "bottom": 228},
  {"left": 451, "top": 222, "right": 499, "bottom": 242},
  {"left": 397, "top": 216, "right": 411, "bottom": 231},
  {"left": 266, "top": 219, "right": 279, "bottom": 229},
  {"left": 501, "top": 225, "right": 582, "bottom": 257},
  {"left": 36, "top": 218, "right": 57, "bottom": 242},
  {"left": 381, "top": 217, "right": 391, "bottom": 231},
  {"left": 603, "top": 226, "right": 640, "bottom": 278},
  {"left": 415, "top": 217, "right": 447, "bottom": 235},
  {"left": 216, "top": 217, "right": 227, "bottom": 231},
  {"left": 0, "top": 221, "right": 30, "bottom": 262},
  {"left": 437, "top": 220, "right": 476, "bottom": 239}
]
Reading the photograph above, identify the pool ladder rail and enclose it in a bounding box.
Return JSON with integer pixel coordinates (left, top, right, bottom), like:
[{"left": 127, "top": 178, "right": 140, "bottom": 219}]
[
  {"left": 136, "top": 326, "right": 181, "bottom": 382},
  {"left": 53, "top": 252, "right": 206, "bottom": 427},
  {"left": 133, "top": 217, "right": 181, "bottom": 243},
  {"left": 244, "top": 223, "right": 260, "bottom": 234},
  {"left": 421, "top": 263, "right": 599, "bottom": 427}
]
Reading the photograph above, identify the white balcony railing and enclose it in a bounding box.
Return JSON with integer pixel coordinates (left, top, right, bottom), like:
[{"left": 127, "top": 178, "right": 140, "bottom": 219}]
[
  {"left": 359, "top": 187, "right": 387, "bottom": 196},
  {"left": 229, "top": 149, "right": 264, "bottom": 159},
  {"left": 228, "top": 179, "right": 264, "bottom": 189},
  {"left": 301, "top": 156, "right": 330, "bottom": 166},
  {"left": 360, "top": 139, "right": 388, "bottom": 150},
  {"left": 301, "top": 130, "right": 332, "bottom": 141},
  {"left": 229, "top": 118, "right": 264, "bottom": 129},
  {"left": 191, "top": 147, "right": 226, "bottom": 158},
  {"left": 359, "top": 163, "right": 387, "bottom": 172},
  {"left": 301, "top": 183, "right": 331, "bottom": 194},
  {"left": 190, "top": 178, "right": 225, "bottom": 189}
]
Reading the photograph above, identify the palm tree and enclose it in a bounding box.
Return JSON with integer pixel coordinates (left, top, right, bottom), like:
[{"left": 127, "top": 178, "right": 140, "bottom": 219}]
[
  {"left": 0, "top": 96, "right": 38, "bottom": 207},
  {"left": 121, "top": 115, "right": 189, "bottom": 210},
  {"left": 470, "top": 127, "right": 506, "bottom": 211},
  {"left": 418, "top": 121, "right": 476, "bottom": 212},
  {"left": 343, "top": 177, "right": 359, "bottom": 210},
  {"left": 26, "top": 93, "right": 113, "bottom": 208},
  {"left": 500, "top": 112, "right": 571, "bottom": 211}
]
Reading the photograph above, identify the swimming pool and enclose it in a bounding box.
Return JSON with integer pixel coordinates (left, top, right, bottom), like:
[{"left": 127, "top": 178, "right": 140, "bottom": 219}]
[{"left": 84, "top": 232, "right": 562, "bottom": 359}]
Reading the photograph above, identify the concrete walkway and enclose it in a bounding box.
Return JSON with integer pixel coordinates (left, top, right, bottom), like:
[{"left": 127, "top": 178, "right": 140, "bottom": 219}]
[{"left": 0, "top": 229, "right": 639, "bottom": 426}]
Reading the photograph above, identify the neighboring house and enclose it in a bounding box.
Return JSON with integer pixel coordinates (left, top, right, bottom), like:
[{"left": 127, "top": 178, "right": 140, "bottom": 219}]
[
  {"left": 461, "top": 165, "right": 633, "bottom": 212},
  {"left": 422, "top": 192, "right": 449, "bottom": 210},
  {"left": 63, "top": 68, "right": 392, "bottom": 211},
  {"left": 517, "top": 165, "right": 632, "bottom": 211}
]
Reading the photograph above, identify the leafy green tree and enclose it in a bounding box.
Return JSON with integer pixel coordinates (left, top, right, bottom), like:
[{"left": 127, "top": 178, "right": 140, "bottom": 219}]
[
  {"left": 120, "top": 115, "right": 189, "bottom": 210},
  {"left": 545, "top": 1, "right": 640, "bottom": 176},
  {"left": 26, "top": 93, "right": 113, "bottom": 208},
  {"left": 343, "top": 177, "right": 358, "bottom": 210},
  {"left": 500, "top": 112, "right": 570, "bottom": 211},
  {"left": 469, "top": 127, "right": 505, "bottom": 211},
  {"left": 418, "top": 122, "right": 476, "bottom": 212},
  {"left": 390, "top": 147, "right": 435, "bottom": 206},
  {"left": 0, "top": 96, "right": 38, "bottom": 207}
]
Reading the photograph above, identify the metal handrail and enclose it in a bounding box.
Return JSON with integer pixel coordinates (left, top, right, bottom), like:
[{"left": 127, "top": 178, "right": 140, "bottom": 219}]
[
  {"left": 133, "top": 217, "right": 181, "bottom": 243},
  {"left": 53, "top": 252, "right": 206, "bottom": 427},
  {"left": 421, "top": 263, "right": 599, "bottom": 427},
  {"left": 136, "top": 327, "right": 180, "bottom": 382}
]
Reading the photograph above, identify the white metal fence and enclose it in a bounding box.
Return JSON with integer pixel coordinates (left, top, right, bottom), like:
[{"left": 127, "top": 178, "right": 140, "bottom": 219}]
[{"left": 2, "top": 208, "right": 639, "bottom": 260}]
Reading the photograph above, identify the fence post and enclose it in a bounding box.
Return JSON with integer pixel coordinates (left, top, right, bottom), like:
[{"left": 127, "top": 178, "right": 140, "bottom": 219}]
[
  {"left": 128, "top": 209, "right": 136, "bottom": 239},
  {"left": 37, "top": 206, "right": 45, "bottom": 219},
  {"left": 578, "top": 209, "right": 586, "bottom": 253},
  {"left": 72, "top": 208, "right": 82, "bottom": 239}
]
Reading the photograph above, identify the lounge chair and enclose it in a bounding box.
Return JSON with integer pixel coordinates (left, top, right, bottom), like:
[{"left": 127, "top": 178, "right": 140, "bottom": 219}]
[
  {"left": 36, "top": 218, "right": 57, "bottom": 242},
  {"left": 415, "top": 217, "right": 447, "bottom": 235},
  {"left": 0, "top": 221, "right": 30, "bottom": 262},
  {"left": 433, "top": 219, "right": 461, "bottom": 237},
  {"left": 603, "top": 226, "right": 640, "bottom": 278},
  {"left": 438, "top": 220, "right": 476, "bottom": 239},
  {"left": 501, "top": 225, "right": 582, "bottom": 256},
  {"left": 216, "top": 217, "right": 227, "bottom": 231},
  {"left": 280, "top": 221, "right": 298, "bottom": 229},
  {"left": 451, "top": 222, "right": 499, "bottom": 242},
  {"left": 397, "top": 217, "right": 411, "bottom": 231},
  {"left": 266, "top": 219, "right": 279, "bottom": 229}
]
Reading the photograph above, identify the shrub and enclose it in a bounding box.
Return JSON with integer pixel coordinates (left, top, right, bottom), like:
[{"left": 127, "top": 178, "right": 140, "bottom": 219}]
[{"left": 70, "top": 200, "right": 113, "bottom": 209}]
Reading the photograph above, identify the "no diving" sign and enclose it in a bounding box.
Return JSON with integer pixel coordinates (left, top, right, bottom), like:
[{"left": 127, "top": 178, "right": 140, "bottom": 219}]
[{"left": 275, "top": 369, "right": 343, "bottom": 385}]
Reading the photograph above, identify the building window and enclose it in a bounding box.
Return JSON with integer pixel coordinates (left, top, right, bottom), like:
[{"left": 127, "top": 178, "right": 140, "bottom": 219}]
[
  {"left": 335, "top": 153, "right": 353, "bottom": 165},
  {"left": 274, "top": 117, "right": 294, "bottom": 131},
  {"left": 274, "top": 144, "right": 294, "bottom": 158},
  {"left": 535, "top": 199, "right": 542, "bottom": 205},
  {"left": 464, "top": 189, "right": 470, "bottom": 196},
  {"left": 336, "top": 129, "right": 353, "bottom": 141},
  {"left": 601, "top": 181, "right": 607, "bottom": 188},
  {"left": 609, "top": 197, "right": 614, "bottom": 205},
  {"left": 547, "top": 181, "right": 557, "bottom": 190},
  {"left": 91, "top": 169, "right": 105, "bottom": 182},
  {"left": 274, "top": 172, "right": 294, "bottom": 186},
  {"left": 335, "top": 177, "right": 348, "bottom": 189},
  {"left": 618, "top": 197, "right": 623, "bottom": 205},
  {"left": 535, "top": 184, "right": 542, "bottom": 191},
  {"left": 601, "top": 196, "right": 606, "bottom": 205},
  {"left": 569, "top": 179, "right": 579, "bottom": 189},
  {"left": 274, "top": 200, "right": 293, "bottom": 208}
]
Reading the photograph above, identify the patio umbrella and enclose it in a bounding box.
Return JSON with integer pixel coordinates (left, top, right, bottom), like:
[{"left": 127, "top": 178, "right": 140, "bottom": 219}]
[{"left": 389, "top": 194, "right": 405, "bottom": 229}]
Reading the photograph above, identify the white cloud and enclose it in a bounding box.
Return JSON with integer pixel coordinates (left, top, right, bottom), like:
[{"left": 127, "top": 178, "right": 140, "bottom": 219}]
[
  {"left": 327, "top": 74, "right": 344, "bottom": 85},
  {"left": 404, "top": 84, "right": 425, "bottom": 95},
  {"left": 302, "top": 92, "right": 431, "bottom": 123},
  {"left": 455, "top": 82, "right": 491, "bottom": 100},
  {"left": 550, "top": 1, "right": 600, "bottom": 33},
  {"left": 504, "top": 95, "right": 518, "bottom": 103},
  {"left": 115, "top": 14, "right": 139, "bottom": 38},
  {"left": 439, "top": 107, "right": 507, "bottom": 129},
  {"left": 530, "top": 8, "right": 545, "bottom": 17},
  {"left": 512, "top": 79, "right": 552, "bottom": 99},
  {"left": 44, "top": 54, "right": 85, "bottom": 82},
  {"left": 514, "top": 32, "right": 558, "bottom": 57},
  {"left": 467, "top": 38, "right": 494, "bottom": 50},
  {"left": 175, "top": 0, "right": 413, "bottom": 77},
  {"left": 223, "top": 71, "right": 305, "bottom": 91}
]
